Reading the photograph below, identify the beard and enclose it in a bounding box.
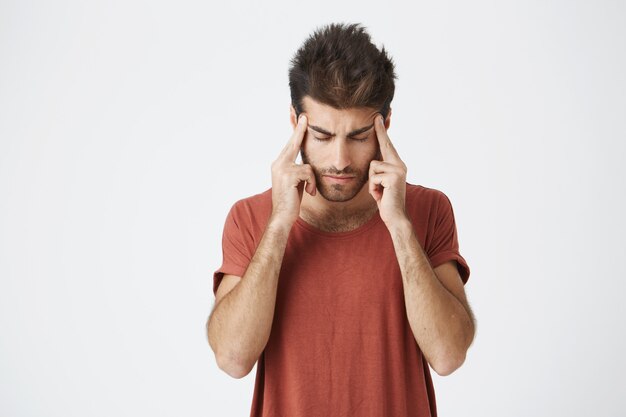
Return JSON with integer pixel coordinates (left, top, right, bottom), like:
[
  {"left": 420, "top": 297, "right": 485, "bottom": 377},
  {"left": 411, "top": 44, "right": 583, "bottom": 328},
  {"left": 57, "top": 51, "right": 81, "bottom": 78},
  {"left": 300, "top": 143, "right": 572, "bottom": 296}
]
[{"left": 300, "top": 147, "right": 381, "bottom": 203}]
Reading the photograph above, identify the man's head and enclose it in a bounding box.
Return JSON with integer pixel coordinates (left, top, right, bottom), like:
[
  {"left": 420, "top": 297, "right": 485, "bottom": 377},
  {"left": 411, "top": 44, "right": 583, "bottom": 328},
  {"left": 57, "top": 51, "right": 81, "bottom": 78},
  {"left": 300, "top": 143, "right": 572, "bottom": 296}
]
[{"left": 287, "top": 22, "right": 397, "bottom": 203}]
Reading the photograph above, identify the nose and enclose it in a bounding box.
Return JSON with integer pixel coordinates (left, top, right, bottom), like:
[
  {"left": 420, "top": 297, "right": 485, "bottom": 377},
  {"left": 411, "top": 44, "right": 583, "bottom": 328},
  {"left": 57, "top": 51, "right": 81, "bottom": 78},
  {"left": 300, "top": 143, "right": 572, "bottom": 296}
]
[{"left": 331, "top": 138, "right": 352, "bottom": 172}]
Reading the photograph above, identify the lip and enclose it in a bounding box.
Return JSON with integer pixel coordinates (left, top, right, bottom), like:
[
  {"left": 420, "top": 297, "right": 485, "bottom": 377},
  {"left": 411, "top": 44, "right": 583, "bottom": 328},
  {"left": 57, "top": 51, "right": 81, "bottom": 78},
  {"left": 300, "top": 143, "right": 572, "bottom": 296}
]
[{"left": 324, "top": 175, "right": 355, "bottom": 184}]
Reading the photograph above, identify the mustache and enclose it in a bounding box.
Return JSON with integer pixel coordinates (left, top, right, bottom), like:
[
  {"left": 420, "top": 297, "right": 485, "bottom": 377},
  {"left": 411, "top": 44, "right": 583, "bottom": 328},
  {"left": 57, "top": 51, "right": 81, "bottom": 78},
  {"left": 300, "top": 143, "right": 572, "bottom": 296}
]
[{"left": 322, "top": 168, "right": 358, "bottom": 176}]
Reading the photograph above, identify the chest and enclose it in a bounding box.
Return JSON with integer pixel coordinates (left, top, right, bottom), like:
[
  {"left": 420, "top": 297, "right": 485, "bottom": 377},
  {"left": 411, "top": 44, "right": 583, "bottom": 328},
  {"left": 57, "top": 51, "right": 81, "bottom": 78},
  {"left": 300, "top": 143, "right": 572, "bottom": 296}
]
[{"left": 274, "top": 227, "right": 406, "bottom": 334}]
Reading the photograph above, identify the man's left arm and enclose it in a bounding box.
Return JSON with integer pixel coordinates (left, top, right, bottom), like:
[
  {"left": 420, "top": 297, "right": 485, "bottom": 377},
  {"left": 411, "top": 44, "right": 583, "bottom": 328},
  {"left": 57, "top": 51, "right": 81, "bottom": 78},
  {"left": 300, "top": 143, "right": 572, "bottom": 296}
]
[
  {"left": 387, "top": 219, "right": 475, "bottom": 376},
  {"left": 368, "top": 114, "right": 475, "bottom": 376}
]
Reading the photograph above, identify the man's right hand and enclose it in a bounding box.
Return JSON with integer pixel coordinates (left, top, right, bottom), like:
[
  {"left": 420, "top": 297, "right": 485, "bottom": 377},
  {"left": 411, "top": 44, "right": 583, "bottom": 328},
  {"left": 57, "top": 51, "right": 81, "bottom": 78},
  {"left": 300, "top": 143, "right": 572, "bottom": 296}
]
[{"left": 270, "top": 114, "right": 317, "bottom": 227}]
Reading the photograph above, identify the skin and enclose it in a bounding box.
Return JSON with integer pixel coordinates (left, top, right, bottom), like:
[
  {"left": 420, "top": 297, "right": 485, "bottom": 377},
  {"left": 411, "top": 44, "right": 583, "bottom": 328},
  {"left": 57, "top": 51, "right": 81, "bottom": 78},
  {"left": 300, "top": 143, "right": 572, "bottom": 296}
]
[
  {"left": 366, "top": 112, "right": 475, "bottom": 375},
  {"left": 207, "top": 112, "right": 315, "bottom": 378},
  {"left": 291, "top": 95, "right": 386, "bottom": 229},
  {"left": 208, "top": 95, "right": 476, "bottom": 378}
]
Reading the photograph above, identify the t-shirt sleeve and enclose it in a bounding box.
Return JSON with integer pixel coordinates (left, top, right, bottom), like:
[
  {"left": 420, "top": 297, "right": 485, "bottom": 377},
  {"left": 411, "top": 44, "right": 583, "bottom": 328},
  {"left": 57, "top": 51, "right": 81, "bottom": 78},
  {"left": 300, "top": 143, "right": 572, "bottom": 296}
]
[
  {"left": 212, "top": 201, "right": 254, "bottom": 296},
  {"left": 426, "top": 191, "right": 471, "bottom": 285}
]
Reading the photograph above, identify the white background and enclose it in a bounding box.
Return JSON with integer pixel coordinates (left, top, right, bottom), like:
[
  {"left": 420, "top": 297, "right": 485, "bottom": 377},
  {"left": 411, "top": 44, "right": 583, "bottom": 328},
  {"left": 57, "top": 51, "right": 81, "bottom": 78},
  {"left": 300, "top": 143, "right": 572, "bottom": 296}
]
[{"left": 1, "top": 1, "right": 625, "bottom": 416}]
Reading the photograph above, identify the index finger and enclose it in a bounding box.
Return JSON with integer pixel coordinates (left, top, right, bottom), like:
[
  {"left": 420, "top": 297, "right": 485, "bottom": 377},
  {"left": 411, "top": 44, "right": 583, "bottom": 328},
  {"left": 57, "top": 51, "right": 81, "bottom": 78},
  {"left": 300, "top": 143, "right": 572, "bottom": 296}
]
[
  {"left": 280, "top": 114, "right": 308, "bottom": 162},
  {"left": 374, "top": 114, "right": 401, "bottom": 163}
]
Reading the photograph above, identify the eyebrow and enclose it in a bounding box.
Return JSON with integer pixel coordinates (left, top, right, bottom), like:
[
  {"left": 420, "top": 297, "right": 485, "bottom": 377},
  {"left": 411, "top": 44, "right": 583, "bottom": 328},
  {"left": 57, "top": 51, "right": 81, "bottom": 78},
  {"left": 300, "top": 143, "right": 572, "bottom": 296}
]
[{"left": 308, "top": 123, "right": 375, "bottom": 137}]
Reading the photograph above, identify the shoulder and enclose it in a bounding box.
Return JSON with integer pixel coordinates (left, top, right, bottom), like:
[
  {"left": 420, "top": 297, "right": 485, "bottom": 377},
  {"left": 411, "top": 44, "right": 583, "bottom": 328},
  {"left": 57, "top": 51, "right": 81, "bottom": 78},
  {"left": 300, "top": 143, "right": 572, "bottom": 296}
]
[
  {"left": 226, "top": 187, "right": 273, "bottom": 235},
  {"left": 230, "top": 187, "right": 272, "bottom": 214},
  {"left": 404, "top": 182, "right": 450, "bottom": 218}
]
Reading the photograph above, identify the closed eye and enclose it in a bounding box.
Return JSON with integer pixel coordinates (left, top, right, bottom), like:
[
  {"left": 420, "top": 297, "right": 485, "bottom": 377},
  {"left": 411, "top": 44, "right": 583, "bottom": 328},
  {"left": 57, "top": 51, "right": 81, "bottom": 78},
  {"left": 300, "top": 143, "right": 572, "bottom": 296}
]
[
  {"left": 352, "top": 136, "right": 369, "bottom": 142},
  {"left": 313, "top": 136, "right": 369, "bottom": 142},
  {"left": 312, "top": 136, "right": 330, "bottom": 142}
]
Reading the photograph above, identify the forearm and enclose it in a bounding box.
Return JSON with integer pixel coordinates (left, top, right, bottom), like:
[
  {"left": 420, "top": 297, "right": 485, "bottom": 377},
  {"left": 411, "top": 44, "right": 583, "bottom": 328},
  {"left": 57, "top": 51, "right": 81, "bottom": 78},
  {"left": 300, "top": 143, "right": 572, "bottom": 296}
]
[
  {"left": 388, "top": 218, "right": 474, "bottom": 375},
  {"left": 208, "top": 216, "right": 292, "bottom": 376}
]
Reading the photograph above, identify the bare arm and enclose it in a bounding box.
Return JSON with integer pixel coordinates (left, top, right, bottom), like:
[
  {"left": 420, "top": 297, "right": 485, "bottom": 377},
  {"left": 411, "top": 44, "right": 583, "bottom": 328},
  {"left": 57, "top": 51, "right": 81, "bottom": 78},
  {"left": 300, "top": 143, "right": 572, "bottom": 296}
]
[
  {"left": 207, "top": 114, "right": 315, "bottom": 379},
  {"left": 207, "top": 216, "right": 292, "bottom": 378},
  {"left": 368, "top": 114, "right": 474, "bottom": 376},
  {"left": 388, "top": 219, "right": 474, "bottom": 376}
]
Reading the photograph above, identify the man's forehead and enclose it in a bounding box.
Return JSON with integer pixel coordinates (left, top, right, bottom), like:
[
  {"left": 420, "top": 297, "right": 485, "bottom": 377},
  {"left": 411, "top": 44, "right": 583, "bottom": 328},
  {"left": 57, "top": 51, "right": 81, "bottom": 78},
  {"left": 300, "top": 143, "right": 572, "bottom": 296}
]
[{"left": 302, "top": 96, "right": 376, "bottom": 114}]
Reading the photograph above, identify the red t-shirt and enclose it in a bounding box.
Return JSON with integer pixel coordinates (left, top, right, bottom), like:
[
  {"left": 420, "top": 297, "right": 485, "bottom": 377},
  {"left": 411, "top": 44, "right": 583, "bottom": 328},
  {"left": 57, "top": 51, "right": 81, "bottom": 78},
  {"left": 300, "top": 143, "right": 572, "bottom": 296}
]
[{"left": 213, "top": 182, "right": 470, "bottom": 417}]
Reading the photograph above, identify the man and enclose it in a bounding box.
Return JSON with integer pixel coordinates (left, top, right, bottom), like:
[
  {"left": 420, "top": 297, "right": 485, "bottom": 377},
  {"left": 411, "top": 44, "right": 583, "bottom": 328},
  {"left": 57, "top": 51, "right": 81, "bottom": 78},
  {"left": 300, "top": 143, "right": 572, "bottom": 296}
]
[{"left": 207, "top": 22, "right": 476, "bottom": 417}]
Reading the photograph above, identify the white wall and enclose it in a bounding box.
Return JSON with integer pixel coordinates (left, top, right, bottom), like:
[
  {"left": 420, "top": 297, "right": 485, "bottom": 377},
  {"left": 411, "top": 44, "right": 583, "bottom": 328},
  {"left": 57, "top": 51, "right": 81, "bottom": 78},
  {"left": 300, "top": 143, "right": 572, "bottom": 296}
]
[{"left": 1, "top": 0, "right": 624, "bottom": 416}]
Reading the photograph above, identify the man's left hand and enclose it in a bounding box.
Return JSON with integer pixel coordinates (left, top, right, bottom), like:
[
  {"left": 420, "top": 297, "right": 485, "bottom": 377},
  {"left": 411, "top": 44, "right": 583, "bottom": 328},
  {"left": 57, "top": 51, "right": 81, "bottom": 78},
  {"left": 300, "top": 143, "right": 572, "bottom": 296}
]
[{"left": 369, "top": 114, "right": 409, "bottom": 227}]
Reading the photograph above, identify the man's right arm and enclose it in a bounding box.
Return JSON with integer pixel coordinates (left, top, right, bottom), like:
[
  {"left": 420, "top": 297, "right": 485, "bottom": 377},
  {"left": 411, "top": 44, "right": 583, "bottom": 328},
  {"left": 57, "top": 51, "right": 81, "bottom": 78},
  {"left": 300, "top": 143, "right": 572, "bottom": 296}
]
[
  {"left": 207, "top": 215, "right": 292, "bottom": 379},
  {"left": 207, "top": 113, "right": 314, "bottom": 379}
]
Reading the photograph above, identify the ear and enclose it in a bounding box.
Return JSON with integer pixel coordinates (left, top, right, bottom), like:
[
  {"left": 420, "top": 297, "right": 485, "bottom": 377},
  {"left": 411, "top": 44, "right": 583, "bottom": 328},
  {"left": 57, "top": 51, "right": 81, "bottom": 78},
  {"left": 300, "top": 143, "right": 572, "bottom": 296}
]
[
  {"left": 384, "top": 107, "right": 392, "bottom": 129},
  {"left": 289, "top": 104, "right": 298, "bottom": 129}
]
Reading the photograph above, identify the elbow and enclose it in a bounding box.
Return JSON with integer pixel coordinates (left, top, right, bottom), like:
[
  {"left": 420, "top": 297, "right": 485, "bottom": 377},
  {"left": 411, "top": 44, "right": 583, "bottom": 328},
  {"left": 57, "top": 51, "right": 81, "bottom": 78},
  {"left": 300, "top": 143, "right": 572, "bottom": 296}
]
[
  {"left": 215, "top": 347, "right": 255, "bottom": 379},
  {"left": 432, "top": 313, "right": 476, "bottom": 376},
  {"left": 207, "top": 321, "right": 251, "bottom": 379},
  {"left": 433, "top": 353, "right": 466, "bottom": 376},
  {"left": 435, "top": 319, "right": 475, "bottom": 376},
  {"left": 217, "top": 354, "right": 253, "bottom": 379},
  {"left": 431, "top": 343, "right": 469, "bottom": 376}
]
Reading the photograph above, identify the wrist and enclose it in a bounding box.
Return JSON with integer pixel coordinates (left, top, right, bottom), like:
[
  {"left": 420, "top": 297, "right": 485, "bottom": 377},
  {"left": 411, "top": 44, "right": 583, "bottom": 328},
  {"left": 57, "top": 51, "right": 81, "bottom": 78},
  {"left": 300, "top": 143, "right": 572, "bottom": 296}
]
[
  {"left": 267, "top": 213, "right": 295, "bottom": 234},
  {"left": 385, "top": 215, "right": 413, "bottom": 239}
]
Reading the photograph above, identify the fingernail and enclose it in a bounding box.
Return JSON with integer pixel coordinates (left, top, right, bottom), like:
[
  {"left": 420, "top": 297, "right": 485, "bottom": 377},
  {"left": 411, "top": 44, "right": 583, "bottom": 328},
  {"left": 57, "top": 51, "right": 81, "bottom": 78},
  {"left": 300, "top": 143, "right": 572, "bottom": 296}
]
[{"left": 299, "top": 115, "right": 306, "bottom": 124}]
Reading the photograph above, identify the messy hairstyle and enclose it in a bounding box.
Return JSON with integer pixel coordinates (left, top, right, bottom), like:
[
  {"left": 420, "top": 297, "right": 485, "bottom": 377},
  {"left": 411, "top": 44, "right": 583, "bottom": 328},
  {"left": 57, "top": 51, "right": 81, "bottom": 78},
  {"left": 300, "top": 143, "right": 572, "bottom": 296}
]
[{"left": 288, "top": 22, "right": 398, "bottom": 120}]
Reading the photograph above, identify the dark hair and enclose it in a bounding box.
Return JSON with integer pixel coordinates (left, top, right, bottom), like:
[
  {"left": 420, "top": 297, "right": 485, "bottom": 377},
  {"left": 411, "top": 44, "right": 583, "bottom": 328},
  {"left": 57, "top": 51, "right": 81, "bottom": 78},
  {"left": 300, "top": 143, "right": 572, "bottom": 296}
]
[{"left": 288, "top": 22, "right": 397, "bottom": 121}]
